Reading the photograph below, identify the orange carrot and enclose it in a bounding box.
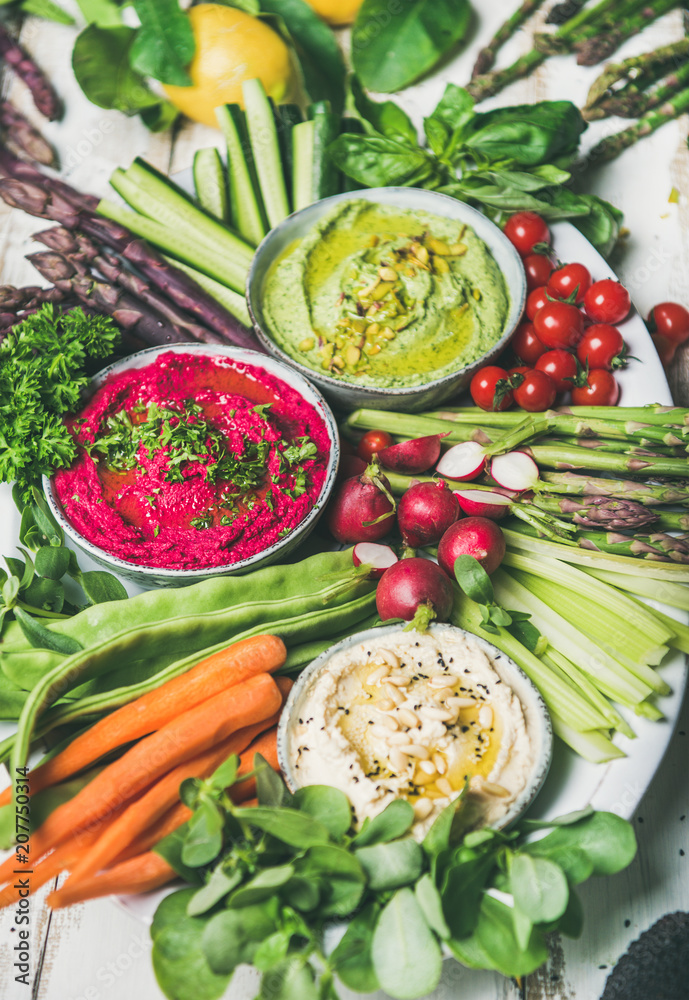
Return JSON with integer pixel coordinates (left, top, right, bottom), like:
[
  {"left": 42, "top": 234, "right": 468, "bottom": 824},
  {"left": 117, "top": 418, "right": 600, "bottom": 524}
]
[
  {"left": 0, "top": 634, "right": 286, "bottom": 807},
  {"left": 0, "top": 672, "right": 281, "bottom": 884},
  {"left": 48, "top": 852, "right": 175, "bottom": 909},
  {"left": 231, "top": 727, "right": 279, "bottom": 804},
  {"left": 112, "top": 800, "right": 191, "bottom": 865}
]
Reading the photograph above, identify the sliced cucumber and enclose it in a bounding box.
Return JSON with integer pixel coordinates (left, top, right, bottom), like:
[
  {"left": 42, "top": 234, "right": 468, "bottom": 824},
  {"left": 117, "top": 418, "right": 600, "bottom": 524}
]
[
  {"left": 192, "top": 147, "right": 229, "bottom": 223},
  {"left": 309, "top": 100, "right": 340, "bottom": 201},
  {"left": 274, "top": 103, "right": 303, "bottom": 213},
  {"left": 215, "top": 104, "right": 267, "bottom": 247},
  {"left": 292, "top": 119, "right": 315, "bottom": 212},
  {"left": 164, "top": 257, "right": 252, "bottom": 328},
  {"left": 242, "top": 78, "right": 290, "bottom": 228}
]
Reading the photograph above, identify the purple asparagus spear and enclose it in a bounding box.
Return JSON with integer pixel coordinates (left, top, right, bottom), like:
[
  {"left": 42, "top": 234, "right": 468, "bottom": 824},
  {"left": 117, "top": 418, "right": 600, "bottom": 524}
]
[
  {"left": 0, "top": 25, "right": 62, "bottom": 121},
  {"left": 0, "top": 102, "right": 56, "bottom": 166}
]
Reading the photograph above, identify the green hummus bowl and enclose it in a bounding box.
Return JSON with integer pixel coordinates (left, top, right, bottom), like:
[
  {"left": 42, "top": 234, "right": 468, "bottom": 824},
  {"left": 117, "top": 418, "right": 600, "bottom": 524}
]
[{"left": 247, "top": 188, "right": 526, "bottom": 412}]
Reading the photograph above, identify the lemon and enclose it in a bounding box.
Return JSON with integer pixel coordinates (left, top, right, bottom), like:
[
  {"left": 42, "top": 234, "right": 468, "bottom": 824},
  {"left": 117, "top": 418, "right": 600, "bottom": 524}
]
[
  {"left": 163, "top": 4, "right": 300, "bottom": 129},
  {"left": 305, "top": 0, "right": 364, "bottom": 26}
]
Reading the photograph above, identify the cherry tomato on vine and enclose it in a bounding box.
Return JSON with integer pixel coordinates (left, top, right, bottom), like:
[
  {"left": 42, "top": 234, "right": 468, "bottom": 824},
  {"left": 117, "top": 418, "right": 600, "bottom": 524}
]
[
  {"left": 571, "top": 369, "right": 620, "bottom": 406},
  {"left": 584, "top": 279, "right": 631, "bottom": 325},
  {"left": 507, "top": 365, "right": 531, "bottom": 379},
  {"left": 652, "top": 333, "right": 677, "bottom": 367},
  {"left": 534, "top": 300, "right": 585, "bottom": 349},
  {"left": 577, "top": 324, "right": 626, "bottom": 371},
  {"left": 547, "top": 262, "right": 592, "bottom": 304},
  {"left": 523, "top": 253, "right": 553, "bottom": 291},
  {"left": 357, "top": 430, "right": 393, "bottom": 462},
  {"left": 513, "top": 370, "right": 557, "bottom": 412},
  {"left": 504, "top": 212, "right": 550, "bottom": 257},
  {"left": 535, "top": 350, "right": 578, "bottom": 393},
  {"left": 511, "top": 321, "right": 547, "bottom": 365},
  {"left": 648, "top": 302, "right": 689, "bottom": 346},
  {"left": 526, "top": 286, "right": 551, "bottom": 321},
  {"left": 470, "top": 365, "right": 513, "bottom": 411}
]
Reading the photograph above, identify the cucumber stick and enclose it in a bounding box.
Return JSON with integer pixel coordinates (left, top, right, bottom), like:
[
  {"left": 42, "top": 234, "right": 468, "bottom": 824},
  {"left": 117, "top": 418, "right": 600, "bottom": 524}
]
[
  {"left": 310, "top": 101, "right": 340, "bottom": 201},
  {"left": 292, "top": 119, "right": 315, "bottom": 212},
  {"left": 192, "top": 148, "right": 229, "bottom": 223},
  {"left": 242, "top": 78, "right": 289, "bottom": 229},
  {"left": 274, "top": 103, "right": 303, "bottom": 213},
  {"left": 216, "top": 104, "right": 267, "bottom": 246},
  {"left": 164, "top": 257, "right": 251, "bottom": 328}
]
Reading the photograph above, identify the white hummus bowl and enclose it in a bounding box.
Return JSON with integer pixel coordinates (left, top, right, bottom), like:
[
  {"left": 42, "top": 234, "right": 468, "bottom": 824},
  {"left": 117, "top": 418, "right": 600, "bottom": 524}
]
[
  {"left": 277, "top": 622, "right": 553, "bottom": 832},
  {"left": 246, "top": 187, "right": 527, "bottom": 413},
  {"left": 42, "top": 344, "right": 340, "bottom": 589}
]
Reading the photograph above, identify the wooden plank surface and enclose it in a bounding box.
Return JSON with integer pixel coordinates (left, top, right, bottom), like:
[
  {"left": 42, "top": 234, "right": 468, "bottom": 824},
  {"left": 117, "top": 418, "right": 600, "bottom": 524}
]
[{"left": 1, "top": 3, "right": 688, "bottom": 999}]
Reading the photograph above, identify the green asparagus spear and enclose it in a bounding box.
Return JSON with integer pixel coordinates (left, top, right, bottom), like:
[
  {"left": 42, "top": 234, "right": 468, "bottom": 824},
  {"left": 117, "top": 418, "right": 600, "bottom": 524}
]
[
  {"left": 588, "top": 85, "right": 689, "bottom": 164},
  {"left": 584, "top": 38, "right": 689, "bottom": 112},
  {"left": 471, "top": 1, "right": 547, "bottom": 78}
]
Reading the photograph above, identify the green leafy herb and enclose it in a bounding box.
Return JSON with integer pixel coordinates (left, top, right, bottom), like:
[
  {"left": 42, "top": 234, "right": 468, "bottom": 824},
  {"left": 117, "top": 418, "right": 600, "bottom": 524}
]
[
  {"left": 129, "top": 0, "right": 195, "bottom": 87},
  {"left": 453, "top": 555, "right": 543, "bottom": 651}
]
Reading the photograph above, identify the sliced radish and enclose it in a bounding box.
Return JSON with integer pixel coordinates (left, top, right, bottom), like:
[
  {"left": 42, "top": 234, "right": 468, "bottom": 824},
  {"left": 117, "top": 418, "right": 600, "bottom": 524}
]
[
  {"left": 378, "top": 434, "right": 446, "bottom": 475},
  {"left": 352, "top": 542, "right": 398, "bottom": 578},
  {"left": 453, "top": 489, "right": 512, "bottom": 521},
  {"left": 490, "top": 451, "right": 540, "bottom": 491},
  {"left": 436, "top": 441, "right": 486, "bottom": 481}
]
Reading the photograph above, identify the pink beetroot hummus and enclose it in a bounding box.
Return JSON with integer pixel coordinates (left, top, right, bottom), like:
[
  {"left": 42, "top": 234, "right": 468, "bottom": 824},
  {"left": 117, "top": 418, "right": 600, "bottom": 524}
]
[{"left": 53, "top": 352, "right": 331, "bottom": 570}]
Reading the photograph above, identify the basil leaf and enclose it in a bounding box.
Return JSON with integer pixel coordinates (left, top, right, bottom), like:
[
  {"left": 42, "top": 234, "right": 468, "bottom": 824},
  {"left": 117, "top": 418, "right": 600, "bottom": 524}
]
[
  {"left": 352, "top": 0, "right": 472, "bottom": 93},
  {"left": 464, "top": 101, "right": 586, "bottom": 166},
  {"left": 427, "top": 83, "right": 475, "bottom": 135},
  {"left": 356, "top": 839, "right": 424, "bottom": 890},
  {"left": 572, "top": 194, "right": 623, "bottom": 257},
  {"left": 328, "top": 133, "right": 436, "bottom": 188},
  {"left": 129, "top": 0, "right": 195, "bottom": 86},
  {"left": 72, "top": 26, "right": 164, "bottom": 114},
  {"left": 73, "top": 0, "right": 122, "bottom": 26},
  {"left": 454, "top": 554, "right": 495, "bottom": 606},
  {"left": 152, "top": 890, "right": 231, "bottom": 1000},
  {"left": 21, "top": 0, "right": 75, "bottom": 24},
  {"left": 293, "top": 785, "right": 352, "bottom": 840},
  {"left": 202, "top": 902, "right": 279, "bottom": 974},
  {"left": 351, "top": 76, "right": 417, "bottom": 146},
  {"left": 510, "top": 854, "right": 569, "bottom": 924},
  {"left": 372, "top": 888, "right": 443, "bottom": 999},
  {"left": 353, "top": 798, "right": 414, "bottom": 847},
  {"left": 329, "top": 902, "right": 380, "bottom": 993}
]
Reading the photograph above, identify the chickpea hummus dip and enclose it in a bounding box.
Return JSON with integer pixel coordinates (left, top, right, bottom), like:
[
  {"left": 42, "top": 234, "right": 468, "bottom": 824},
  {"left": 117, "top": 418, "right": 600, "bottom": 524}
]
[{"left": 287, "top": 628, "right": 537, "bottom": 836}]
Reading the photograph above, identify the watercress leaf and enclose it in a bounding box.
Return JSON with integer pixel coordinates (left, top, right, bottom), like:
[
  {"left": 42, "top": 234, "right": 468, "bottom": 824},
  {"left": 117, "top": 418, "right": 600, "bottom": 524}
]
[
  {"left": 129, "top": 0, "right": 195, "bottom": 86},
  {"left": 356, "top": 838, "right": 424, "bottom": 891},
  {"left": 179, "top": 777, "right": 202, "bottom": 810},
  {"left": 201, "top": 901, "right": 279, "bottom": 975},
  {"left": 259, "top": 958, "right": 319, "bottom": 1000},
  {"left": 20, "top": 0, "right": 75, "bottom": 24},
  {"left": 558, "top": 884, "right": 584, "bottom": 938},
  {"left": 490, "top": 606, "right": 513, "bottom": 628},
  {"left": 151, "top": 889, "right": 231, "bottom": 1000},
  {"left": 34, "top": 545, "right": 70, "bottom": 581},
  {"left": 422, "top": 795, "right": 463, "bottom": 859},
  {"left": 464, "top": 101, "right": 586, "bottom": 166},
  {"left": 351, "top": 76, "right": 417, "bottom": 146},
  {"left": 253, "top": 930, "right": 292, "bottom": 973},
  {"left": 152, "top": 823, "right": 204, "bottom": 885},
  {"left": 519, "top": 806, "right": 594, "bottom": 830},
  {"left": 415, "top": 873, "right": 450, "bottom": 940},
  {"left": 524, "top": 841, "right": 593, "bottom": 886},
  {"left": 328, "top": 133, "right": 435, "bottom": 188},
  {"left": 293, "top": 785, "right": 352, "bottom": 840},
  {"left": 372, "top": 887, "right": 443, "bottom": 999},
  {"left": 187, "top": 865, "right": 243, "bottom": 916},
  {"left": 512, "top": 904, "right": 533, "bottom": 953},
  {"left": 13, "top": 607, "right": 81, "bottom": 654},
  {"left": 78, "top": 570, "right": 128, "bottom": 604},
  {"left": 352, "top": 0, "right": 472, "bottom": 93},
  {"left": 523, "top": 811, "right": 636, "bottom": 879},
  {"left": 255, "top": 753, "right": 293, "bottom": 807},
  {"left": 182, "top": 800, "right": 225, "bottom": 867},
  {"left": 2, "top": 575, "right": 20, "bottom": 609},
  {"left": 446, "top": 927, "right": 499, "bottom": 971},
  {"left": 233, "top": 806, "right": 331, "bottom": 848},
  {"left": 72, "top": 26, "right": 163, "bottom": 114},
  {"left": 454, "top": 555, "right": 495, "bottom": 605},
  {"left": 228, "top": 864, "right": 295, "bottom": 907},
  {"left": 294, "top": 845, "right": 365, "bottom": 918},
  {"left": 209, "top": 753, "right": 239, "bottom": 792},
  {"left": 30, "top": 489, "right": 63, "bottom": 545},
  {"left": 16, "top": 549, "right": 35, "bottom": 590},
  {"left": 510, "top": 854, "right": 569, "bottom": 924},
  {"left": 507, "top": 618, "right": 542, "bottom": 653},
  {"left": 283, "top": 876, "right": 321, "bottom": 911},
  {"left": 441, "top": 850, "right": 497, "bottom": 940},
  {"left": 329, "top": 902, "right": 380, "bottom": 993},
  {"left": 475, "top": 894, "right": 549, "bottom": 978},
  {"left": 22, "top": 576, "right": 64, "bottom": 615},
  {"left": 260, "top": 0, "right": 346, "bottom": 112},
  {"left": 352, "top": 798, "right": 414, "bottom": 847}
]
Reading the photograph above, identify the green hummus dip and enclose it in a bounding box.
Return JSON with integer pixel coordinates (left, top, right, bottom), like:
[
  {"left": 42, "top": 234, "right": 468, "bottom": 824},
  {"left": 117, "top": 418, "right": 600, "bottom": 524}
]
[{"left": 261, "top": 199, "right": 510, "bottom": 388}]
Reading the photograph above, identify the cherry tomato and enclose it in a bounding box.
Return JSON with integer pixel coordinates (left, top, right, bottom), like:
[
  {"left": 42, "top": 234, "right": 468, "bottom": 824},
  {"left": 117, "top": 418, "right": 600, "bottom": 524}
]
[
  {"left": 511, "top": 321, "right": 547, "bottom": 365},
  {"left": 584, "top": 279, "right": 631, "bottom": 324},
  {"left": 504, "top": 212, "right": 550, "bottom": 257},
  {"left": 535, "top": 349, "right": 578, "bottom": 393},
  {"left": 507, "top": 365, "right": 531, "bottom": 379},
  {"left": 523, "top": 253, "right": 553, "bottom": 291},
  {"left": 648, "top": 302, "right": 689, "bottom": 345},
  {"left": 470, "top": 365, "right": 513, "bottom": 412},
  {"left": 534, "top": 300, "right": 585, "bottom": 349},
  {"left": 547, "top": 262, "right": 592, "bottom": 304},
  {"left": 526, "top": 286, "right": 551, "bottom": 321},
  {"left": 652, "top": 333, "right": 677, "bottom": 367},
  {"left": 513, "top": 370, "right": 557, "bottom": 412},
  {"left": 577, "top": 324, "right": 626, "bottom": 370},
  {"left": 357, "top": 430, "right": 393, "bottom": 462},
  {"left": 571, "top": 369, "right": 620, "bottom": 406}
]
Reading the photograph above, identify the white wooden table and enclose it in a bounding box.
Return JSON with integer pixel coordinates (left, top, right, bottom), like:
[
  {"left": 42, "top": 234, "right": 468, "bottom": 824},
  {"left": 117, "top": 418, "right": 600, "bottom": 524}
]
[{"left": 1, "top": 3, "right": 688, "bottom": 998}]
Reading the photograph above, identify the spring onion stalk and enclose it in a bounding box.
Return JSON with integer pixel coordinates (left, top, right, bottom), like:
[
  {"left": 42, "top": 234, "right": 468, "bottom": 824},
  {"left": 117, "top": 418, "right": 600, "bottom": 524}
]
[
  {"left": 503, "top": 528, "right": 689, "bottom": 582},
  {"left": 581, "top": 567, "right": 689, "bottom": 610},
  {"left": 549, "top": 711, "right": 625, "bottom": 763},
  {"left": 491, "top": 570, "right": 656, "bottom": 706},
  {"left": 543, "top": 649, "right": 631, "bottom": 735},
  {"left": 162, "top": 257, "right": 251, "bottom": 328}
]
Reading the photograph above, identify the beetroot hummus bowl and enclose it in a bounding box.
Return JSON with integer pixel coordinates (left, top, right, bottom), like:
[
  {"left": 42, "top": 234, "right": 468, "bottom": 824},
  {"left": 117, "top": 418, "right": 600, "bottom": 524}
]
[{"left": 43, "top": 345, "right": 339, "bottom": 587}]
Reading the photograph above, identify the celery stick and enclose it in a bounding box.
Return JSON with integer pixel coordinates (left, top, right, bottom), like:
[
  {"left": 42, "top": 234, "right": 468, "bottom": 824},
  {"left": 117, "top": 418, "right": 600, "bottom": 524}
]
[
  {"left": 582, "top": 566, "right": 689, "bottom": 611},
  {"left": 543, "top": 649, "right": 634, "bottom": 738},
  {"left": 492, "top": 570, "right": 655, "bottom": 704},
  {"left": 502, "top": 550, "right": 674, "bottom": 646},
  {"left": 215, "top": 104, "right": 268, "bottom": 246},
  {"left": 162, "top": 257, "right": 251, "bottom": 328},
  {"left": 538, "top": 653, "right": 611, "bottom": 730},
  {"left": 242, "top": 79, "right": 289, "bottom": 229},
  {"left": 649, "top": 608, "right": 689, "bottom": 654},
  {"left": 549, "top": 712, "right": 626, "bottom": 763},
  {"left": 503, "top": 528, "right": 689, "bottom": 583},
  {"left": 98, "top": 199, "right": 250, "bottom": 294},
  {"left": 635, "top": 700, "right": 665, "bottom": 722}
]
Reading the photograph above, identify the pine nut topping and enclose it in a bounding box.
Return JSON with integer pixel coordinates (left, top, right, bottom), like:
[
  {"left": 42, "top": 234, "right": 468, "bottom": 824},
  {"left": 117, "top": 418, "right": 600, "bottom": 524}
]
[
  {"left": 388, "top": 731, "right": 412, "bottom": 745},
  {"left": 482, "top": 781, "right": 510, "bottom": 798},
  {"left": 422, "top": 706, "right": 454, "bottom": 722},
  {"left": 446, "top": 696, "right": 476, "bottom": 710},
  {"left": 404, "top": 744, "right": 430, "bottom": 760},
  {"left": 367, "top": 664, "right": 390, "bottom": 686},
  {"left": 436, "top": 777, "right": 453, "bottom": 797},
  {"left": 419, "top": 759, "right": 437, "bottom": 775},
  {"left": 386, "top": 674, "right": 409, "bottom": 687},
  {"left": 433, "top": 753, "right": 446, "bottom": 775},
  {"left": 396, "top": 707, "right": 418, "bottom": 728},
  {"left": 377, "top": 698, "right": 395, "bottom": 712},
  {"left": 479, "top": 705, "right": 493, "bottom": 729},
  {"left": 430, "top": 674, "right": 451, "bottom": 687},
  {"left": 384, "top": 683, "right": 405, "bottom": 705},
  {"left": 413, "top": 797, "right": 433, "bottom": 820},
  {"left": 377, "top": 713, "right": 398, "bottom": 731},
  {"left": 389, "top": 748, "right": 409, "bottom": 772}
]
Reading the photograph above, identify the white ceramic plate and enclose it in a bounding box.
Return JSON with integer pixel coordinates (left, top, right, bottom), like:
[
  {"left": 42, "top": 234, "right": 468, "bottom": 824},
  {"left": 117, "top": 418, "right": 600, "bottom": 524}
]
[{"left": 0, "top": 221, "right": 686, "bottom": 923}]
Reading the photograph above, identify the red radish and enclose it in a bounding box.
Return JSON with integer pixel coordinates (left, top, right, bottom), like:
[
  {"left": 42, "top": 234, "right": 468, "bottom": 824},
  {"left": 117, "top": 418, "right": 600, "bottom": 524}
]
[
  {"left": 397, "top": 480, "right": 459, "bottom": 548},
  {"left": 436, "top": 441, "right": 486, "bottom": 481},
  {"left": 337, "top": 454, "right": 367, "bottom": 482},
  {"left": 453, "top": 489, "right": 512, "bottom": 521},
  {"left": 378, "top": 434, "right": 445, "bottom": 475},
  {"left": 327, "top": 458, "right": 396, "bottom": 543},
  {"left": 490, "top": 451, "right": 540, "bottom": 491},
  {"left": 376, "top": 557, "right": 454, "bottom": 629},
  {"left": 437, "top": 518, "right": 506, "bottom": 578},
  {"left": 352, "top": 542, "right": 398, "bottom": 578}
]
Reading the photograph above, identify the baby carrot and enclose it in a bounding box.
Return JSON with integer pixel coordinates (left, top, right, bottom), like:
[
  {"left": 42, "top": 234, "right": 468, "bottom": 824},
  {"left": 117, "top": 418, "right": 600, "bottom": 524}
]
[
  {"left": 0, "top": 672, "right": 281, "bottom": 885},
  {"left": 48, "top": 852, "right": 175, "bottom": 909},
  {"left": 0, "top": 634, "right": 286, "bottom": 807}
]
